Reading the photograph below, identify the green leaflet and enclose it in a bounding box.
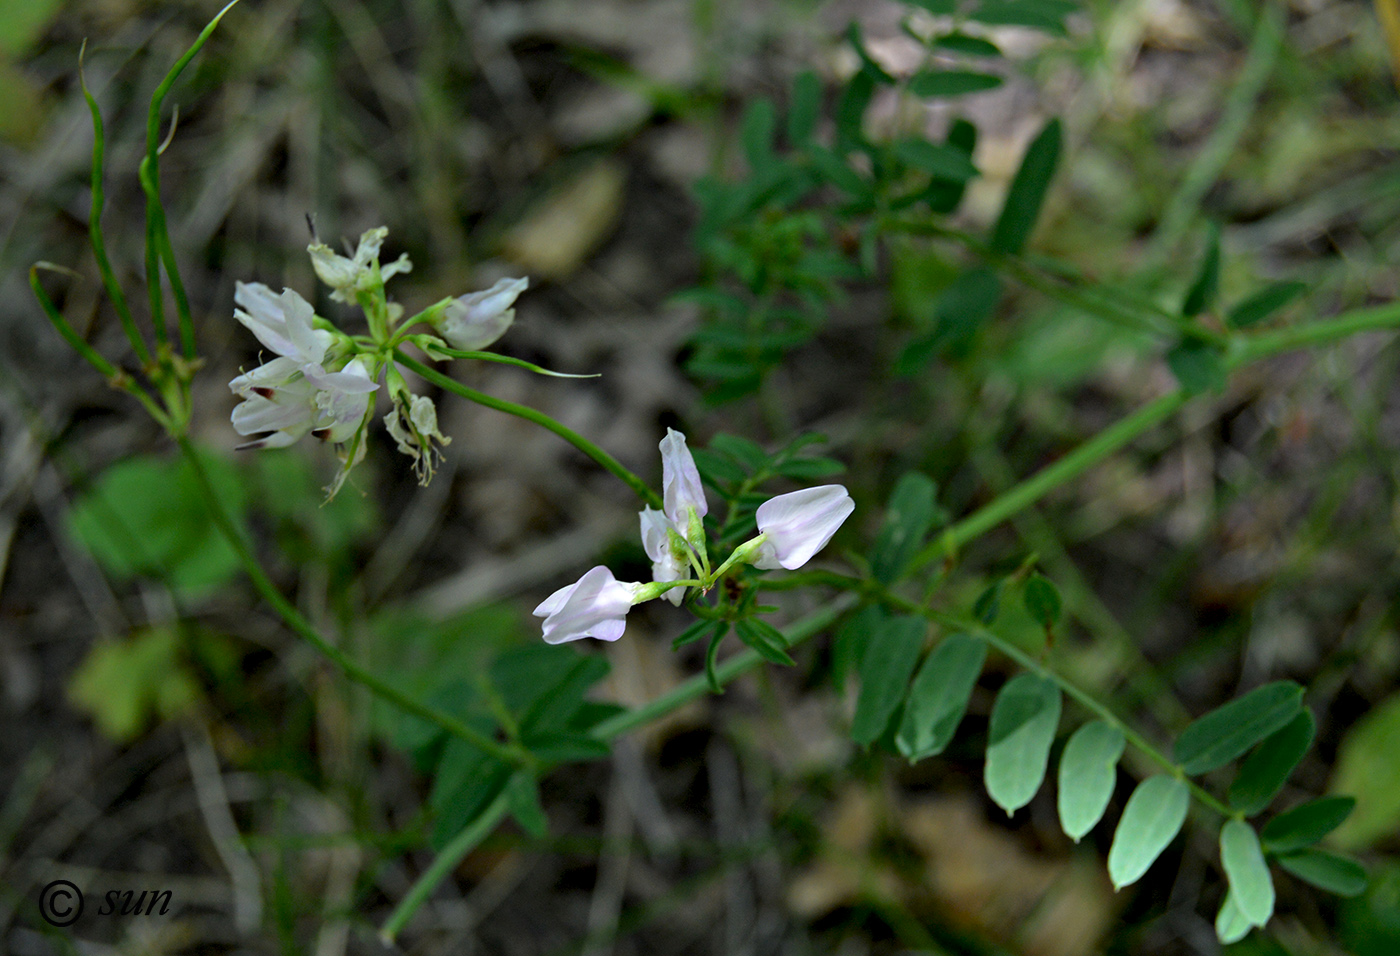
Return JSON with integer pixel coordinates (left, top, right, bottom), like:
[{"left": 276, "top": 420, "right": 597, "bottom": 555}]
[
  {"left": 1261, "top": 796, "right": 1355, "bottom": 854},
  {"left": 1056, "top": 721, "right": 1125, "bottom": 842},
  {"left": 1173, "top": 681, "right": 1304, "bottom": 775},
  {"left": 1220, "top": 820, "right": 1274, "bottom": 927},
  {"left": 851, "top": 613, "right": 926, "bottom": 745},
  {"left": 1228, "top": 709, "right": 1315, "bottom": 815},
  {"left": 1107, "top": 775, "right": 1189, "bottom": 889},
  {"left": 990, "top": 118, "right": 1062, "bottom": 255},
  {"left": 1276, "top": 848, "right": 1367, "bottom": 897},
  {"left": 984, "top": 673, "right": 1061, "bottom": 814},
  {"left": 1215, "top": 892, "right": 1253, "bottom": 944},
  {"left": 895, "top": 633, "right": 985, "bottom": 762}
]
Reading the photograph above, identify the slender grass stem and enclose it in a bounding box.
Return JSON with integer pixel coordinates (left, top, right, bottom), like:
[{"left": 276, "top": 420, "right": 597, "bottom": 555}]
[{"left": 393, "top": 349, "right": 663, "bottom": 510}]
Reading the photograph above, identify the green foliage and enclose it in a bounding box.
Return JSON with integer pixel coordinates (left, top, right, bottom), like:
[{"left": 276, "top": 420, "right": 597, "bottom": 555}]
[
  {"left": 1056, "top": 721, "right": 1125, "bottom": 841},
  {"left": 1216, "top": 893, "right": 1253, "bottom": 945},
  {"left": 1220, "top": 820, "right": 1274, "bottom": 928},
  {"left": 1021, "top": 573, "right": 1062, "bottom": 632},
  {"left": 1181, "top": 222, "right": 1222, "bottom": 317},
  {"left": 984, "top": 673, "right": 1061, "bottom": 815},
  {"left": 1261, "top": 796, "right": 1355, "bottom": 853},
  {"left": 1226, "top": 281, "right": 1308, "bottom": 329},
  {"left": 1107, "top": 775, "right": 1189, "bottom": 889},
  {"left": 67, "top": 627, "right": 202, "bottom": 742},
  {"left": 895, "top": 633, "right": 985, "bottom": 762},
  {"left": 869, "top": 472, "right": 945, "bottom": 585},
  {"left": 851, "top": 611, "right": 926, "bottom": 746},
  {"left": 1173, "top": 681, "right": 1304, "bottom": 775},
  {"left": 735, "top": 618, "right": 797, "bottom": 666},
  {"left": 1329, "top": 691, "right": 1400, "bottom": 848},
  {"left": 1229, "top": 710, "right": 1316, "bottom": 815},
  {"left": 1166, "top": 338, "right": 1227, "bottom": 394},
  {"left": 67, "top": 448, "right": 247, "bottom": 597},
  {"left": 1279, "top": 848, "right": 1368, "bottom": 898},
  {"left": 990, "top": 118, "right": 1062, "bottom": 255}
]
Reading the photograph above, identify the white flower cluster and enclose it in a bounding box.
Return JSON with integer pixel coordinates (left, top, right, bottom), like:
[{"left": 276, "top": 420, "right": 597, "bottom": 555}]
[
  {"left": 534, "top": 429, "right": 854, "bottom": 644},
  {"left": 228, "top": 227, "right": 528, "bottom": 496}
]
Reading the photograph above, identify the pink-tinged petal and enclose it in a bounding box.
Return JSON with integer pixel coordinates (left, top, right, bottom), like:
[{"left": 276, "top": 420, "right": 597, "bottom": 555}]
[
  {"left": 534, "top": 566, "right": 640, "bottom": 643},
  {"left": 660, "top": 428, "right": 707, "bottom": 525}
]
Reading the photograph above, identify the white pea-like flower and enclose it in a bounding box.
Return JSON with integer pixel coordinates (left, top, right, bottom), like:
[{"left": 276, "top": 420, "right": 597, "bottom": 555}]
[
  {"left": 640, "top": 506, "right": 687, "bottom": 606},
  {"left": 438, "top": 277, "right": 529, "bottom": 351},
  {"left": 533, "top": 565, "right": 644, "bottom": 644},
  {"left": 234, "top": 283, "right": 331, "bottom": 365},
  {"left": 659, "top": 427, "right": 707, "bottom": 528},
  {"left": 306, "top": 357, "right": 378, "bottom": 443},
  {"left": 308, "top": 226, "right": 412, "bottom": 303},
  {"left": 751, "top": 484, "right": 854, "bottom": 570}
]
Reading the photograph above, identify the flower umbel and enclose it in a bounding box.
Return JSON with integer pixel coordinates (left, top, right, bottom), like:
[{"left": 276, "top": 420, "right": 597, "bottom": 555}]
[{"left": 533, "top": 566, "right": 644, "bottom": 644}]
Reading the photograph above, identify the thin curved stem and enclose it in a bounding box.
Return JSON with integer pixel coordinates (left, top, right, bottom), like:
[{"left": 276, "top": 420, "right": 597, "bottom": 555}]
[
  {"left": 378, "top": 791, "right": 510, "bottom": 944},
  {"left": 393, "top": 349, "right": 663, "bottom": 510}
]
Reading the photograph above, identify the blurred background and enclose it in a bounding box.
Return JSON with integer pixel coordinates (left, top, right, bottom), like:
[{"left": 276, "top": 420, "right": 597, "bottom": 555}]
[{"left": 3, "top": 0, "right": 1400, "bottom": 953}]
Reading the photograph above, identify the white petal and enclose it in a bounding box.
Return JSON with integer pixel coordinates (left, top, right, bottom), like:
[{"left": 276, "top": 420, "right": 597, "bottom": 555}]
[
  {"left": 660, "top": 428, "right": 707, "bottom": 525},
  {"left": 754, "top": 484, "right": 854, "bottom": 570}
]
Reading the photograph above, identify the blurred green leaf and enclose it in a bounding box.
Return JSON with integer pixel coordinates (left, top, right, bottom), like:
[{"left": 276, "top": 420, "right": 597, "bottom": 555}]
[
  {"left": 1229, "top": 709, "right": 1315, "bottom": 816},
  {"left": 990, "top": 118, "right": 1062, "bottom": 255},
  {"left": 984, "top": 673, "right": 1061, "bottom": 814},
  {"left": 896, "top": 633, "right": 985, "bottom": 762},
  {"left": 933, "top": 32, "right": 1002, "bottom": 57},
  {"left": 1216, "top": 892, "right": 1253, "bottom": 945},
  {"left": 1331, "top": 692, "right": 1400, "bottom": 848},
  {"left": 1174, "top": 681, "right": 1304, "bottom": 775},
  {"left": 852, "top": 612, "right": 926, "bottom": 745},
  {"left": 1166, "top": 338, "right": 1227, "bottom": 394},
  {"left": 835, "top": 70, "right": 875, "bottom": 153},
  {"left": 1226, "top": 281, "right": 1308, "bottom": 329},
  {"left": 892, "top": 138, "right": 980, "bottom": 181},
  {"left": 741, "top": 97, "right": 778, "bottom": 175},
  {"left": 870, "top": 472, "right": 940, "bottom": 585},
  {"left": 970, "top": 0, "right": 1075, "bottom": 34},
  {"left": 1022, "top": 574, "right": 1062, "bottom": 630},
  {"left": 1279, "top": 848, "right": 1368, "bottom": 897},
  {"left": 787, "top": 70, "right": 820, "bottom": 145},
  {"left": 67, "top": 628, "right": 201, "bottom": 742},
  {"left": 1221, "top": 820, "right": 1274, "bottom": 927},
  {"left": 430, "top": 735, "right": 510, "bottom": 849},
  {"left": 1182, "top": 221, "right": 1221, "bottom": 316},
  {"left": 1262, "top": 797, "right": 1355, "bottom": 853},
  {"left": 672, "top": 619, "right": 721, "bottom": 651},
  {"left": 0, "top": 0, "right": 65, "bottom": 57},
  {"left": 1057, "top": 720, "right": 1125, "bottom": 841},
  {"left": 973, "top": 579, "right": 1003, "bottom": 625},
  {"left": 1107, "top": 775, "right": 1189, "bottom": 889},
  {"left": 506, "top": 771, "right": 548, "bottom": 838},
  {"left": 524, "top": 731, "right": 611, "bottom": 764},
  {"left": 908, "top": 70, "right": 1004, "bottom": 98},
  {"left": 67, "top": 448, "right": 247, "bottom": 597}
]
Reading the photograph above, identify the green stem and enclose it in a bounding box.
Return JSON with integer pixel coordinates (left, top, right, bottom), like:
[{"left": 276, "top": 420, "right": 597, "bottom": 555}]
[
  {"left": 378, "top": 791, "right": 510, "bottom": 944},
  {"left": 910, "top": 390, "right": 1192, "bottom": 572},
  {"left": 174, "top": 435, "right": 527, "bottom": 769},
  {"left": 1228, "top": 301, "right": 1400, "bottom": 364},
  {"left": 79, "top": 54, "right": 149, "bottom": 367},
  {"left": 392, "top": 349, "right": 663, "bottom": 510}
]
